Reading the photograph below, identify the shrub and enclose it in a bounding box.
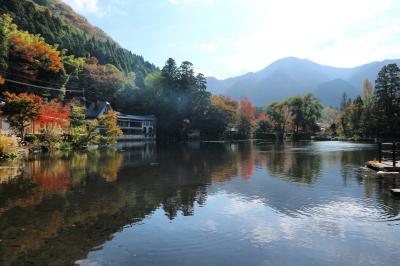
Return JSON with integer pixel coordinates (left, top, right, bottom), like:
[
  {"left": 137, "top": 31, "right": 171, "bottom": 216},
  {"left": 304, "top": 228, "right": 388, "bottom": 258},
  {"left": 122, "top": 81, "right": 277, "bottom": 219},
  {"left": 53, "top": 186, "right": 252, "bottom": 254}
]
[
  {"left": 24, "top": 134, "right": 38, "bottom": 144},
  {"left": 39, "top": 124, "right": 63, "bottom": 150},
  {"left": 0, "top": 134, "right": 19, "bottom": 160}
]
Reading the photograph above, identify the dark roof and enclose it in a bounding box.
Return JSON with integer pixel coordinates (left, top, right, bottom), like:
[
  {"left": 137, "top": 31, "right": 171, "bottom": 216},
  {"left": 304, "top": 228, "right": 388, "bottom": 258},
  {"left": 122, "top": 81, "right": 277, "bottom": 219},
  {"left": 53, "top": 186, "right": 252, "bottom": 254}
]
[{"left": 86, "top": 101, "right": 112, "bottom": 119}]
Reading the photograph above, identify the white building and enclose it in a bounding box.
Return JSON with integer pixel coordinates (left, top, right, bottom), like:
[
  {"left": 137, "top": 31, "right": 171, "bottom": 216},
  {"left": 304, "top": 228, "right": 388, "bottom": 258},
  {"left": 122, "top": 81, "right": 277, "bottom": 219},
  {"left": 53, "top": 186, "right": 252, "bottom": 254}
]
[{"left": 86, "top": 101, "right": 156, "bottom": 141}]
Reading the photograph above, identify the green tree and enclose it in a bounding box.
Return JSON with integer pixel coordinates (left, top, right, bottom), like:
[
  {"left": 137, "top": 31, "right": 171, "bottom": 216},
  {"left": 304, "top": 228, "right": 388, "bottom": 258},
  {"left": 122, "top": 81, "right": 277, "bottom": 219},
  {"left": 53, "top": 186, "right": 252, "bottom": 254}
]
[
  {"left": 0, "top": 14, "right": 13, "bottom": 75},
  {"left": 321, "top": 107, "right": 337, "bottom": 128},
  {"left": 202, "top": 95, "right": 238, "bottom": 139},
  {"left": 360, "top": 80, "right": 375, "bottom": 137},
  {"left": 254, "top": 120, "right": 273, "bottom": 139},
  {"left": 69, "top": 101, "right": 99, "bottom": 148},
  {"left": 77, "top": 59, "right": 125, "bottom": 104},
  {"left": 1, "top": 92, "right": 43, "bottom": 139},
  {"left": 340, "top": 92, "right": 351, "bottom": 111},
  {"left": 286, "top": 96, "right": 304, "bottom": 134},
  {"left": 301, "top": 93, "right": 322, "bottom": 133},
  {"left": 373, "top": 63, "right": 400, "bottom": 137},
  {"left": 266, "top": 101, "right": 290, "bottom": 141}
]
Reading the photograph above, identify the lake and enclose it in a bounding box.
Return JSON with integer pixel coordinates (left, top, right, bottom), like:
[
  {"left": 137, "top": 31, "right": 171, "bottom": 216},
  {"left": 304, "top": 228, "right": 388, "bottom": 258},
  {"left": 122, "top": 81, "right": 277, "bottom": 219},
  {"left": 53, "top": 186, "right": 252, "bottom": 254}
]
[{"left": 1, "top": 141, "right": 400, "bottom": 265}]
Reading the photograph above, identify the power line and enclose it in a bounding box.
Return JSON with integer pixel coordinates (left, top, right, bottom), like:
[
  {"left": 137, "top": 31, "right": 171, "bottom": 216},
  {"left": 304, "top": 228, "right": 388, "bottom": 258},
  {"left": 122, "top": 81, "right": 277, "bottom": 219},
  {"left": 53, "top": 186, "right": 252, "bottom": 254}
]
[
  {"left": 3, "top": 78, "right": 84, "bottom": 93},
  {"left": 0, "top": 69, "right": 83, "bottom": 89}
]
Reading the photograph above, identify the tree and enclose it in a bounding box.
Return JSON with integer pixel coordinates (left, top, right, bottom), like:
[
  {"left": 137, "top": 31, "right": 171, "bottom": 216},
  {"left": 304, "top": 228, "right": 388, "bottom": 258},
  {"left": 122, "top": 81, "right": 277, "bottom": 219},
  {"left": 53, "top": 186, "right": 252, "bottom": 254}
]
[
  {"left": 373, "top": 64, "right": 400, "bottom": 137},
  {"left": 363, "top": 79, "right": 373, "bottom": 98},
  {"left": 338, "top": 105, "right": 353, "bottom": 137},
  {"left": 266, "top": 101, "right": 290, "bottom": 141},
  {"left": 349, "top": 96, "right": 364, "bottom": 136},
  {"left": 0, "top": 15, "right": 66, "bottom": 99},
  {"left": 1, "top": 92, "right": 43, "bottom": 139},
  {"left": 286, "top": 96, "right": 304, "bottom": 134},
  {"left": 340, "top": 92, "right": 351, "bottom": 111},
  {"left": 161, "top": 58, "right": 178, "bottom": 88},
  {"left": 77, "top": 59, "right": 125, "bottom": 104},
  {"left": 36, "top": 100, "right": 70, "bottom": 129},
  {"left": 0, "top": 14, "right": 13, "bottom": 75},
  {"left": 254, "top": 120, "right": 273, "bottom": 139},
  {"left": 98, "top": 110, "right": 123, "bottom": 144},
  {"left": 202, "top": 95, "right": 238, "bottom": 138},
  {"left": 69, "top": 101, "right": 99, "bottom": 148},
  {"left": 321, "top": 107, "right": 337, "bottom": 128},
  {"left": 301, "top": 93, "right": 322, "bottom": 133},
  {"left": 360, "top": 80, "right": 375, "bottom": 137},
  {"left": 238, "top": 97, "right": 255, "bottom": 138}
]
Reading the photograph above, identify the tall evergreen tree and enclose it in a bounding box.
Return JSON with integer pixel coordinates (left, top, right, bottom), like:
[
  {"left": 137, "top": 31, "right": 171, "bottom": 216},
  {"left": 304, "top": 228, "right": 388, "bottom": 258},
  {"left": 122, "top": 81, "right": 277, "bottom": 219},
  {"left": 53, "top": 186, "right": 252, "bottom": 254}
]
[
  {"left": 161, "top": 58, "right": 178, "bottom": 88},
  {"left": 373, "top": 64, "right": 400, "bottom": 137}
]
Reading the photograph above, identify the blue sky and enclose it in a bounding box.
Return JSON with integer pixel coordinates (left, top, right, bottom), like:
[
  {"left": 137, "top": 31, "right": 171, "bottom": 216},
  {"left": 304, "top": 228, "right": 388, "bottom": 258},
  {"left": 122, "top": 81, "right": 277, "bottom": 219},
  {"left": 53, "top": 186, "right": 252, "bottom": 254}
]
[{"left": 62, "top": 0, "right": 400, "bottom": 79}]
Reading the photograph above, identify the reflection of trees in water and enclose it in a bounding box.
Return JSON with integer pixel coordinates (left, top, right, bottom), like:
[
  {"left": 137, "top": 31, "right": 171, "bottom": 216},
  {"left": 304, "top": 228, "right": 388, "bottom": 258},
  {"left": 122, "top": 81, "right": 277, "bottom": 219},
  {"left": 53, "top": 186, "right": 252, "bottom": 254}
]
[
  {"left": 257, "top": 142, "right": 321, "bottom": 184},
  {"left": 374, "top": 178, "right": 400, "bottom": 216},
  {"left": 0, "top": 142, "right": 242, "bottom": 265},
  {"left": 237, "top": 142, "right": 255, "bottom": 181},
  {"left": 1, "top": 142, "right": 397, "bottom": 265}
]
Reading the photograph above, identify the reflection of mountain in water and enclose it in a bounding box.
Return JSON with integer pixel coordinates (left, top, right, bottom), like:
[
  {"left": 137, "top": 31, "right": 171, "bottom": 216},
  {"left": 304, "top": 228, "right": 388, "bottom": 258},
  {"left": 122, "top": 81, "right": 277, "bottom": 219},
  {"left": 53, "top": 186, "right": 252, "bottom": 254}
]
[{"left": 0, "top": 141, "right": 397, "bottom": 265}]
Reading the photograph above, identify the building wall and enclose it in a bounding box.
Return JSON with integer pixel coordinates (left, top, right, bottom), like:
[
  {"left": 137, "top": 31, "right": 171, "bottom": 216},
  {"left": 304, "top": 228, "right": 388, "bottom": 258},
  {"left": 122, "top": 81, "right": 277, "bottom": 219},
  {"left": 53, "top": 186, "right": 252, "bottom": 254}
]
[{"left": 117, "top": 116, "right": 156, "bottom": 141}]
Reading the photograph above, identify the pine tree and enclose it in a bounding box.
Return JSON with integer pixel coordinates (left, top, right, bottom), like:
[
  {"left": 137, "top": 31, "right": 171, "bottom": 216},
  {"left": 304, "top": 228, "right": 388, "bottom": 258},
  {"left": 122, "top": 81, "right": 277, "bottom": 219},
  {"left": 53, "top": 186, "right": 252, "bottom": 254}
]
[{"left": 374, "top": 64, "right": 400, "bottom": 137}]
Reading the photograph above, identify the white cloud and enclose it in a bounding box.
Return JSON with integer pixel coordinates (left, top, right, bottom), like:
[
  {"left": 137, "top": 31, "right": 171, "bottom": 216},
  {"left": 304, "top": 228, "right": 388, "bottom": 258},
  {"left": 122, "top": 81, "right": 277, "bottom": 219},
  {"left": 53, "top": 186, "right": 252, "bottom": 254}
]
[
  {"left": 169, "top": 0, "right": 218, "bottom": 5},
  {"left": 62, "top": 0, "right": 99, "bottom": 14},
  {"left": 195, "top": 0, "right": 397, "bottom": 78},
  {"left": 61, "top": 0, "right": 126, "bottom": 16}
]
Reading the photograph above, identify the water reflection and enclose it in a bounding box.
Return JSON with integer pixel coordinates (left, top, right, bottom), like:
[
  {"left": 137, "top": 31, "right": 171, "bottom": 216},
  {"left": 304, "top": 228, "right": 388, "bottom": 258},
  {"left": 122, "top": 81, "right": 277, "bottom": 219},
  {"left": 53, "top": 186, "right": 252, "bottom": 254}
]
[{"left": 0, "top": 141, "right": 399, "bottom": 265}]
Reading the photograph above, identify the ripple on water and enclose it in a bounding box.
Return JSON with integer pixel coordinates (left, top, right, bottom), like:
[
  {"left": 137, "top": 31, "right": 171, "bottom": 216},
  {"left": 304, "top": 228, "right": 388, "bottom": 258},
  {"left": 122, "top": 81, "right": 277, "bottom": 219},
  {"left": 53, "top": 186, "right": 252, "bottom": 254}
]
[{"left": 295, "top": 197, "right": 399, "bottom": 223}]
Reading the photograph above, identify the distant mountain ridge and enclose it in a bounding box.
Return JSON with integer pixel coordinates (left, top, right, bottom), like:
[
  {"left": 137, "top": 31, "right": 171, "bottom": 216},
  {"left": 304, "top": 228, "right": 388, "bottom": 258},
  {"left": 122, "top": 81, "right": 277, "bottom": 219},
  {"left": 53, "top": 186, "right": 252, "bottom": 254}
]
[{"left": 207, "top": 57, "right": 400, "bottom": 107}]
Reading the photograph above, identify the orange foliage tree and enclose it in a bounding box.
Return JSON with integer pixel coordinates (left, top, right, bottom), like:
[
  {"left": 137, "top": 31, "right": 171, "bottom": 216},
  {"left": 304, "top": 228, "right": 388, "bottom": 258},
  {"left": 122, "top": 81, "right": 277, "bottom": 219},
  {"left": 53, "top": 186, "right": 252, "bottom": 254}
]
[
  {"left": 8, "top": 32, "right": 63, "bottom": 78},
  {"left": 239, "top": 97, "right": 255, "bottom": 121},
  {"left": 36, "top": 100, "right": 70, "bottom": 131},
  {"left": 256, "top": 113, "right": 267, "bottom": 122},
  {"left": 238, "top": 97, "right": 255, "bottom": 138}
]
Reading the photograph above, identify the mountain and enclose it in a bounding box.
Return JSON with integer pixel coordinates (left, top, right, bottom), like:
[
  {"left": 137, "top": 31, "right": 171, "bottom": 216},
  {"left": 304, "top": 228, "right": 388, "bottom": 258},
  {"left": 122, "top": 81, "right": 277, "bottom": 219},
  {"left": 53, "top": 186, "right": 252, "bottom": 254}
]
[
  {"left": 207, "top": 57, "right": 400, "bottom": 107},
  {"left": 0, "top": 0, "right": 158, "bottom": 87}
]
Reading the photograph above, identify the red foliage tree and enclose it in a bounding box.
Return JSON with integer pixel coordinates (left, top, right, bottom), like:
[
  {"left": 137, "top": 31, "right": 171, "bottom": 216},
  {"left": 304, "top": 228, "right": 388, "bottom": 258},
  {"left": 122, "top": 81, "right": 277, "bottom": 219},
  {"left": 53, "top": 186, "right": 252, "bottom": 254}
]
[
  {"left": 36, "top": 100, "right": 70, "bottom": 130},
  {"left": 257, "top": 113, "right": 267, "bottom": 122},
  {"left": 239, "top": 97, "right": 255, "bottom": 121}
]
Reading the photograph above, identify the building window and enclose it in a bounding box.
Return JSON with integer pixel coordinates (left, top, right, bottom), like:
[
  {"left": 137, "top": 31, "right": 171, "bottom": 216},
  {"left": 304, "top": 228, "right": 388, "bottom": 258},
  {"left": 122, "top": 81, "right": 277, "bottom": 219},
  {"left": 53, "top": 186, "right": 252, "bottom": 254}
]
[{"left": 130, "top": 121, "right": 142, "bottom": 128}]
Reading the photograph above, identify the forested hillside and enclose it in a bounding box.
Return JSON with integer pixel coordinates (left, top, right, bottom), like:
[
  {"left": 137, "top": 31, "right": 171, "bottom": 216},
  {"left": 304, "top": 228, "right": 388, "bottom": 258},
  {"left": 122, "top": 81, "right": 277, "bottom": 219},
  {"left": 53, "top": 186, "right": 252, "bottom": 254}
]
[
  {"left": 0, "top": 2, "right": 257, "bottom": 140},
  {"left": 0, "top": 0, "right": 157, "bottom": 87}
]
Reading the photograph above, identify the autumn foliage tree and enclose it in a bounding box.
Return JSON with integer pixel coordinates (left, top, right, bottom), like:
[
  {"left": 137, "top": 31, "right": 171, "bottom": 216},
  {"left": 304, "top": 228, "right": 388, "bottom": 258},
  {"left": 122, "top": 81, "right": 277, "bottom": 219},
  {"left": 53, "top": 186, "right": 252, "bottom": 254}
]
[
  {"left": 202, "top": 95, "right": 239, "bottom": 139},
  {"left": 1, "top": 92, "right": 43, "bottom": 139},
  {"left": 239, "top": 97, "right": 255, "bottom": 121},
  {"left": 98, "top": 110, "right": 123, "bottom": 144},
  {"left": 36, "top": 100, "right": 70, "bottom": 130},
  {"left": 238, "top": 97, "right": 255, "bottom": 138}
]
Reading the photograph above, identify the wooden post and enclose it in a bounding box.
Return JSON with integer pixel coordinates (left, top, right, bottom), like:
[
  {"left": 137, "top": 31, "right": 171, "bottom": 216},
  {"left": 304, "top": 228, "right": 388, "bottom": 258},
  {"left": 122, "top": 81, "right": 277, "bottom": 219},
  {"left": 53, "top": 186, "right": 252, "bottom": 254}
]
[
  {"left": 393, "top": 142, "right": 396, "bottom": 167},
  {"left": 378, "top": 142, "right": 382, "bottom": 163}
]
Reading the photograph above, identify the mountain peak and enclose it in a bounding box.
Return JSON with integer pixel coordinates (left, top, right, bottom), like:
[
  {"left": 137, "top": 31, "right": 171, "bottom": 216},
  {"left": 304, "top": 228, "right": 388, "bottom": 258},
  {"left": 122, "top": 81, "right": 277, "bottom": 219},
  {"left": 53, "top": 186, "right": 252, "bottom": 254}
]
[{"left": 206, "top": 58, "right": 400, "bottom": 107}]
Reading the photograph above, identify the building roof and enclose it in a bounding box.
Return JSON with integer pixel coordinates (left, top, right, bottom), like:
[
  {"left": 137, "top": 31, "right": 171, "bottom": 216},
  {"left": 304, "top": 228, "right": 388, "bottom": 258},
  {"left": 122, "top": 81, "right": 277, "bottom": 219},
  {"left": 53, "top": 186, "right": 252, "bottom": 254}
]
[
  {"left": 86, "top": 100, "right": 156, "bottom": 122},
  {"left": 86, "top": 101, "right": 112, "bottom": 119},
  {"left": 117, "top": 113, "right": 156, "bottom": 121}
]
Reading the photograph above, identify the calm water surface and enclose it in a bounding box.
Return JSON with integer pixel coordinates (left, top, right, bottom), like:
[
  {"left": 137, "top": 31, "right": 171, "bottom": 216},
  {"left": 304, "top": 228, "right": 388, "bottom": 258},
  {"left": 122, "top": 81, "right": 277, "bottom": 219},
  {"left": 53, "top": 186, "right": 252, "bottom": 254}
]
[{"left": 1, "top": 141, "right": 400, "bottom": 265}]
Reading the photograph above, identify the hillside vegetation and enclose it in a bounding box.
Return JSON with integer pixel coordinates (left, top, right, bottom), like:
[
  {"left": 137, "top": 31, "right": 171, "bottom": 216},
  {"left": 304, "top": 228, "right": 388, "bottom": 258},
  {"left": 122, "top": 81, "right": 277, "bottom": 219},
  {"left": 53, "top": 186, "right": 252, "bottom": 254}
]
[{"left": 0, "top": 0, "right": 157, "bottom": 87}]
